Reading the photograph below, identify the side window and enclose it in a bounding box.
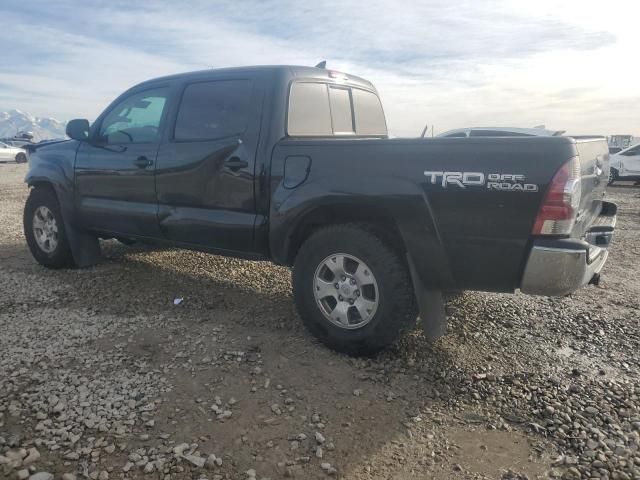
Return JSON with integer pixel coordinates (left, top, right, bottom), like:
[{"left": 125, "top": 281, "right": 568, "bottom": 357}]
[
  {"left": 174, "top": 80, "right": 252, "bottom": 141},
  {"left": 99, "top": 88, "right": 168, "bottom": 144},
  {"left": 351, "top": 88, "right": 387, "bottom": 136},
  {"left": 287, "top": 83, "right": 332, "bottom": 136},
  {"left": 328, "top": 86, "right": 354, "bottom": 134}
]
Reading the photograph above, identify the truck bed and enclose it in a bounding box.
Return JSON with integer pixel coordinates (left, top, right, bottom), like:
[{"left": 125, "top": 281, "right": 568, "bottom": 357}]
[{"left": 270, "top": 135, "right": 609, "bottom": 293}]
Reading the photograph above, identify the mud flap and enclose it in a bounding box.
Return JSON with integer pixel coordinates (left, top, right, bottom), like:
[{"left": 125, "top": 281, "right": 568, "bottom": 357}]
[
  {"left": 406, "top": 254, "right": 447, "bottom": 340},
  {"left": 64, "top": 219, "right": 100, "bottom": 268}
]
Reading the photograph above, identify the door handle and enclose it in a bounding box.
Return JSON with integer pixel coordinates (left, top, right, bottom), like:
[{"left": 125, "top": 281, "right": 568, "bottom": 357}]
[
  {"left": 225, "top": 157, "right": 248, "bottom": 171},
  {"left": 134, "top": 156, "right": 153, "bottom": 168}
]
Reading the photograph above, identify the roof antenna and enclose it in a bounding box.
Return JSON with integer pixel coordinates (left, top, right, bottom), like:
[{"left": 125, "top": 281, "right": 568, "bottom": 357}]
[{"left": 315, "top": 60, "right": 327, "bottom": 69}]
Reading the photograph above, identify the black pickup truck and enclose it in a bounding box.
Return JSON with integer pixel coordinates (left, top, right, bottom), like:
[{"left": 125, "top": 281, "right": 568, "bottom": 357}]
[{"left": 23, "top": 65, "right": 617, "bottom": 354}]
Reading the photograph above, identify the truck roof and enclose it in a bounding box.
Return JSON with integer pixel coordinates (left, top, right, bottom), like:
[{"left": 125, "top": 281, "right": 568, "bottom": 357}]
[{"left": 135, "top": 65, "right": 376, "bottom": 91}]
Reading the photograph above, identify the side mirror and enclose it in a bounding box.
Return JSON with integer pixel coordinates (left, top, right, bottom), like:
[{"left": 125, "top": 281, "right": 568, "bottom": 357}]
[{"left": 66, "top": 119, "right": 90, "bottom": 141}]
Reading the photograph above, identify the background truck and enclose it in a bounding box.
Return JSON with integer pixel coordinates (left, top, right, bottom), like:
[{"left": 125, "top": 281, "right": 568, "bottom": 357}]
[{"left": 23, "top": 65, "right": 617, "bottom": 354}]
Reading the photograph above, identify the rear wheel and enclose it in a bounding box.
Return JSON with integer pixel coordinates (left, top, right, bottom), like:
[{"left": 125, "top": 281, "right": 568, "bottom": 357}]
[
  {"left": 292, "top": 224, "right": 417, "bottom": 355},
  {"left": 608, "top": 168, "right": 619, "bottom": 185},
  {"left": 24, "top": 187, "right": 75, "bottom": 268},
  {"left": 15, "top": 152, "right": 27, "bottom": 163}
]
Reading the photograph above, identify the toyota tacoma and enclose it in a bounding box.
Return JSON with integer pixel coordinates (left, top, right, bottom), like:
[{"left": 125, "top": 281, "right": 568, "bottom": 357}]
[{"left": 23, "top": 65, "right": 617, "bottom": 354}]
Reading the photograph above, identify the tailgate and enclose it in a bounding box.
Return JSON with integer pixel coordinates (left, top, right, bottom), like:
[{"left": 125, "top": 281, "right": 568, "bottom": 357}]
[{"left": 572, "top": 137, "right": 609, "bottom": 239}]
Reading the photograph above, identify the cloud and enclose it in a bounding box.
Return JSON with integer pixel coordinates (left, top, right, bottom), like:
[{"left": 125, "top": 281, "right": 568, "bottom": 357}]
[{"left": 0, "top": 0, "right": 637, "bottom": 136}]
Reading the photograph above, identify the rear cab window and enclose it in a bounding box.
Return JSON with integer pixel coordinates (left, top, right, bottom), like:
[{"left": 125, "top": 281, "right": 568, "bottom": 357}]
[{"left": 287, "top": 81, "right": 387, "bottom": 137}]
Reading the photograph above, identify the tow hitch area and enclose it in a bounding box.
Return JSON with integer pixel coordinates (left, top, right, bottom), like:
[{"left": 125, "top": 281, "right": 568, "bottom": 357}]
[{"left": 585, "top": 201, "right": 617, "bottom": 248}]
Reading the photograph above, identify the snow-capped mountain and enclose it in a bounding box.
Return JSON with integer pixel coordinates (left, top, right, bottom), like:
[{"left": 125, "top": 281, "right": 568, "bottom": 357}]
[{"left": 0, "top": 110, "right": 66, "bottom": 141}]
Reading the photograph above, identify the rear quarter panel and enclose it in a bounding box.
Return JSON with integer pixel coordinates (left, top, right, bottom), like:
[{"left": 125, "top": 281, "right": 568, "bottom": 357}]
[{"left": 270, "top": 136, "right": 578, "bottom": 292}]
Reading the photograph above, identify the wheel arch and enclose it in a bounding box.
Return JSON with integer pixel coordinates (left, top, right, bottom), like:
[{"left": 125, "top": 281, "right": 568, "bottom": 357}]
[
  {"left": 25, "top": 177, "right": 100, "bottom": 268},
  {"left": 280, "top": 203, "right": 406, "bottom": 267}
]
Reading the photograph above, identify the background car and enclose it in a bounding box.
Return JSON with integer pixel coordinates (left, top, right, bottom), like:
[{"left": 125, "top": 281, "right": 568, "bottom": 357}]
[
  {"left": 609, "top": 143, "right": 640, "bottom": 184},
  {"left": 0, "top": 141, "right": 28, "bottom": 163},
  {"left": 437, "top": 127, "right": 565, "bottom": 138}
]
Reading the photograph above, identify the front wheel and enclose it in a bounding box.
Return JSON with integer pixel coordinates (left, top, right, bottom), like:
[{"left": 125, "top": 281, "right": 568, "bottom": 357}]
[
  {"left": 292, "top": 224, "right": 417, "bottom": 355},
  {"left": 15, "top": 152, "right": 27, "bottom": 163},
  {"left": 24, "top": 187, "right": 75, "bottom": 269},
  {"left": 608, "top": 168, "right": 619, "bottom": 185}
]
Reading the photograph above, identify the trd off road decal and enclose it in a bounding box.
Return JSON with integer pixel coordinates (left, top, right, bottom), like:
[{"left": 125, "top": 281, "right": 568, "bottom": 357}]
[{"left": 423, "top": 171, "right": 538, "bottom": 192}]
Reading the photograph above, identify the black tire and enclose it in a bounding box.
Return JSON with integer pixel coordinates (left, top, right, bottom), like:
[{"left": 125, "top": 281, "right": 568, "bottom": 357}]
[
  {"left": 23, "top": 187, "right": 75, "bottom": 269},
  {"left": 608, "top": 168, "right": 618, "bottom": 185},
  {"left": 15, "top": 152, "right": 27, "bottom": 163},
  {"left": 292, "top": 224, "right": 417, "bottom": 355}
]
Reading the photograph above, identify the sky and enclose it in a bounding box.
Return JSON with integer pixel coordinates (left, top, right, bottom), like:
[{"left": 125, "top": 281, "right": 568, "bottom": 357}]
[{"left": 0, "top": 0, "right": 638, "bottom": 137}]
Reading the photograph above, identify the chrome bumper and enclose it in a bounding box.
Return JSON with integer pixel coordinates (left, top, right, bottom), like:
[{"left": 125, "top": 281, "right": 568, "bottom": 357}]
[{"left": 520, "top": 201, "right": 616, "bottom": 296}]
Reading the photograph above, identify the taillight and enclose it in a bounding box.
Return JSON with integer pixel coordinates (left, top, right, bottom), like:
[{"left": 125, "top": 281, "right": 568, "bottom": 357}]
[{"left": 532, "top": 157, "right": 582, "bottom": 235}]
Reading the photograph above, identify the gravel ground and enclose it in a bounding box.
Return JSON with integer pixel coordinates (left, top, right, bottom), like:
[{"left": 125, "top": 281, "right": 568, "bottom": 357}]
[{"left": 1, "top": 162, "right": 639, "bottom": 480}]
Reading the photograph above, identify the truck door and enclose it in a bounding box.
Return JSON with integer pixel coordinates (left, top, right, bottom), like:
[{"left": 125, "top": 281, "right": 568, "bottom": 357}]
[
  {"left": 75, "top": 87, "right": 170, "bottom": 237},
  {"left": 155, "top": 77, "right": 262, "bottom": 253}
]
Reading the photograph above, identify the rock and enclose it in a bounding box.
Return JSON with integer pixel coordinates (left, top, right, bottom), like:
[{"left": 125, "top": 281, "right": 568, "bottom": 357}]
[
  {"left": 315, "top": 446, "right": 323, "bottom": 458},
  {"left": 122, "top": 462, "right": 134, "bottom": 472},
  {"left": 271, "top": 404, "right": 282, "bottom": 415},
  {"left": 353, "top": 389, "right": 362, "bottom": 397},
  {"left": 61, "top": 474, "right": 76, "bottom": 480},
  {"left": 22, "top": 448, "right": 40, "bottom": 466},
  {"left": 98, "top": 471, "right": 109, "bottom": 480},
  {"left": 246, "top": 469, "right": 256, "bottom": 478},
  {"left": 17, "top": 470, "right": 30, "bottom": 480},
  {"left": 183, "top": 454, "right": 206, "bottom": 468},
  {"left": 129, "top": 453, "right": 142, "bottom": 462},
  {"left": 320, "top": 462, "right": 337, "bottom": 476},
  {"left": 29, "top": 474, "right": 54, "bottom": 480},
  {"left": 143, "top": 462, "right": 155, "bottom": 473},
  {"left": 561, "top": 467, "right": 581, "bottom": 480},
  {"left": 173, "top": 443, "right": 190, "bottom": 456},
  {"left": 315, "top": 432, "right": 326, "bottom": 444},
  {"left": 205, "top": 454, "right": 218, "bottom": 469}
]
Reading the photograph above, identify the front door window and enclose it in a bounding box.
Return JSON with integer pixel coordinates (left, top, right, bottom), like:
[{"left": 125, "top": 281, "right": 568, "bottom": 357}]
[{"left": 98, "top": 88, "right": 169, "bottom": 144}]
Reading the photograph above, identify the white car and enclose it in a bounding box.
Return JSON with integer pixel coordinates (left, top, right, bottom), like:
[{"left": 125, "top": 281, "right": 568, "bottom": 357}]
[
  {"left": 609, "top": 143, "right": 640, "bottom": 184},
  {"left": 0, "top": 142, "right": 28, "bottom": 163}
]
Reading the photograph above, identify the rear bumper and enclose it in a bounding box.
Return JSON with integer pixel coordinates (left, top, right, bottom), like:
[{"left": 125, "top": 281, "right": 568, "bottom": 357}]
[{"left": 520, "top": 201, "right": 617, "bottom": 296}]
